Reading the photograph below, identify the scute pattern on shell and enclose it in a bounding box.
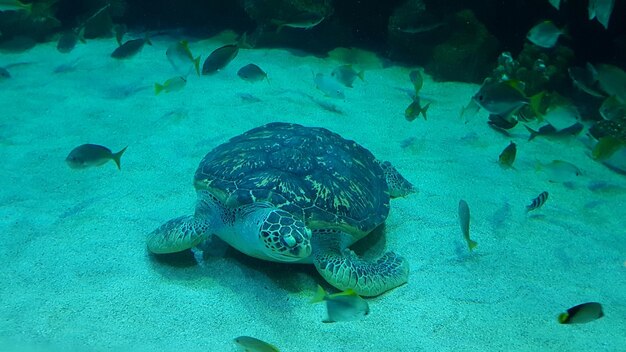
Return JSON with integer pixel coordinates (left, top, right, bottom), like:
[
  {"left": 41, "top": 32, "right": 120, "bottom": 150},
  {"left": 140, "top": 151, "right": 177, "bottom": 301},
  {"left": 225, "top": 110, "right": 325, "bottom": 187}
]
[{"left": 193, "top": 122, "right": 390, "bottom": 237}]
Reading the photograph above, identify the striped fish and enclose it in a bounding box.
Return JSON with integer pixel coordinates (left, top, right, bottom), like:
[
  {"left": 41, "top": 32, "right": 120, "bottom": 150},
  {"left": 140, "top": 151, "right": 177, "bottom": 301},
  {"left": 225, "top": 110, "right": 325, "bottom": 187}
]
[{"left": 526, "top": 191, "right": 549, "bottom": 212}]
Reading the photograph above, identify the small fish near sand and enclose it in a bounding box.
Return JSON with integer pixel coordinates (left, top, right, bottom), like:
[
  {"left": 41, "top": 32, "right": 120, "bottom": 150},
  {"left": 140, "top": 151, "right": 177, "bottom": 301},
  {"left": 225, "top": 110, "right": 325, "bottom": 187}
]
[
  {"left": 311, "top": 285, "right": 369, "bottom": 323},
  {"left": 524, "top": 122, "right": 584, "bottom": 141},
  {"left": 202, "top": 44, "right": 239, "bottom": 75},
  {"left": 111, "top": 38, "right": 152, "bottom": 59},
  {"left": 57, "top": 29, "right": 84, "bottom": 53},
  {"left": 558, "top": 302, "right": 604, "bottom": 324},
  {"left": 0, "top": 66, "right": 10, "bottom": 79},
  {"left": 526, "top": 191, "right": 549, "bottom": 212},
  {"left": 166, "top": 40, "right": 200, "bottom": 76},
  {"left": 331, "top": 64, "right": 364, "bottom": 88},
  {"left": 66, "top": 144, "right": 127, "bottom": 170},
  {"left": 409, "top": 69, "right": 423, "bottom": 95},
  {"left": 592, "top": 136, "right": 625, "bottom": 161},
  {"left": 233, "top": 336, "right": 280, "bottom": 352},
  {"left": 405, "top": 98, "right": 430, "bottom": 121},
  {"left": 237, "top": 63, "right": 268, "bottom": 83},
  {"left": 458, "top": 199, "right": 477, "bottom": 251},
  {"left": 154, "top": 76, "right": 186, "bottom": 95},
  {"left": 498, "top": 141, "right": 517, "bottom": 169},
  {"left": 536, "top": 159, "right": 582, "bottom": 183},
  {"left": 314, "top": 73, "right": 345, "bottom": 99}
]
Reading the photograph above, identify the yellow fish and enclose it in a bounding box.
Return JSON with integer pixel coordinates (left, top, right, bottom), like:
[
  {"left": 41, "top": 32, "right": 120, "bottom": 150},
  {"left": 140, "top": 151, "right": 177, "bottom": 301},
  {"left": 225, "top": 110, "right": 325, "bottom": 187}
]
[
  {"left": 0, "top": 0, "right": 31, "bottom": 13},
  {"left": 155, "top": 76, "right": 187, "bottom": 95},
  {"left": 233, "top": 336, "right": 279, "bottom": 352},
  {"left": 498, "top": 141, "right": 517, "bottom": 168},
  {"left": 311, "top": 285, "right": 369, "bottom": 323}
]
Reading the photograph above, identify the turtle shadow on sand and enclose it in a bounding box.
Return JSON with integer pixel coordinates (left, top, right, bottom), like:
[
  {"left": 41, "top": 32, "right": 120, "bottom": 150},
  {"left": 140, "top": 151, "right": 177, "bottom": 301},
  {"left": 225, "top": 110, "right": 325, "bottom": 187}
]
[{"left": 147, "top": 223, "right": 389, "bottom": 295}]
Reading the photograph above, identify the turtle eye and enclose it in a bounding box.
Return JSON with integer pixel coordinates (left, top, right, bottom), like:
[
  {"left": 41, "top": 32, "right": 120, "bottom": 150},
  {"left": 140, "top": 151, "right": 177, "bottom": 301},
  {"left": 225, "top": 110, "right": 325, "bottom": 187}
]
[{"left": 282, "top": 234, "right": 296, "bottom": 248}]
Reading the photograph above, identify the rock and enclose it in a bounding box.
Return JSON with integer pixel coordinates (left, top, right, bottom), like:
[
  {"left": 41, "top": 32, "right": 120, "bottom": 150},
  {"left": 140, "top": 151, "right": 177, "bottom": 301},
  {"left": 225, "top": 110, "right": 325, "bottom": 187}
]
[{"left": 426, "top": 9, "right": 499, "bottom": 83}]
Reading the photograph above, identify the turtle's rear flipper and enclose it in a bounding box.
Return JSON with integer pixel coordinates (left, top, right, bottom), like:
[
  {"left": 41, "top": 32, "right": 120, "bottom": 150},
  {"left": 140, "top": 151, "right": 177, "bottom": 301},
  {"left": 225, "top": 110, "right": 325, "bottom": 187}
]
[
  {"left": 314, "top": 248, "right": 409, "bottom": 297},
  {"left": 147, "top": 215, "right": 209, "bottom": 254}
]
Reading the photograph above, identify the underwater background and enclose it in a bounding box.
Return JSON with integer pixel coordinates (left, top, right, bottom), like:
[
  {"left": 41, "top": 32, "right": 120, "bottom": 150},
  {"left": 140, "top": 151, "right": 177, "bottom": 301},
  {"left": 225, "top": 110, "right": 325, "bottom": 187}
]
[{"left": 1, "top": 0, "right": 625, "bottom": 351}]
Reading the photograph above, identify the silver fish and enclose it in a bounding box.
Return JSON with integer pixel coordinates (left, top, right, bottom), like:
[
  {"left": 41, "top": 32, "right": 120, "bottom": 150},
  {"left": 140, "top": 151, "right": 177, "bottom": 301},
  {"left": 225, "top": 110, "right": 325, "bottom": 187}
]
[
  {"left": 311, "top": 285, "right": 369, "bottom": 323},
  {"left": 458, "top": 200, "right": 477, "bottom": 251},
  {"left": 314, "top": 73, "right": 345, "bottom": 99},
  {"left": 527, "top": 20, "right": 564, "bottom": 48},
  {"left": 166, "top": 40, "right": 200, "bottom": 76},
  {"left": 588, "top": 0, "right": 614, "bottom": 29}
]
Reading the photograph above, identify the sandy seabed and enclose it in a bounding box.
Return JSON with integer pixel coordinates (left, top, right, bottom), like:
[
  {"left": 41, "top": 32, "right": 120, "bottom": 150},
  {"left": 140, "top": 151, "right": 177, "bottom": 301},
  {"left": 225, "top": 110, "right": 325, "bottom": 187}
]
[{"left": 0, "top": 32, "right": 625, "bottom": 352}]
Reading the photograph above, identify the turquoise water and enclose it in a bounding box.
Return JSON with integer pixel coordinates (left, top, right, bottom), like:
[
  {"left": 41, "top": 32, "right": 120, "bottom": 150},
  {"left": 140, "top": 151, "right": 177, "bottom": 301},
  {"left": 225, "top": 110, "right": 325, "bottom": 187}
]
[{"left": 1, "top": 2, "right": 626, "bottom": 352}]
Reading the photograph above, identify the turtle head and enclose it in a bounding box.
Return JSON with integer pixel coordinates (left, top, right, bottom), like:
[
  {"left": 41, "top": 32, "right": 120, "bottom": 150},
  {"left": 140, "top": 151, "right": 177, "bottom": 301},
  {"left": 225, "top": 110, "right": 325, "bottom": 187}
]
[{"left": 257, "top": 208, "right": 312, "bottom": 262}]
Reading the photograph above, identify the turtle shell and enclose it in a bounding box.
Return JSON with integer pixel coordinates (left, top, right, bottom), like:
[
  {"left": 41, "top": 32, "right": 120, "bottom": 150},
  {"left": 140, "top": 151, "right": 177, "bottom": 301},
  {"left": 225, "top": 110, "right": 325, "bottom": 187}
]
[{"left": 194, "top": 122, "right": 390, "bottom": 238}]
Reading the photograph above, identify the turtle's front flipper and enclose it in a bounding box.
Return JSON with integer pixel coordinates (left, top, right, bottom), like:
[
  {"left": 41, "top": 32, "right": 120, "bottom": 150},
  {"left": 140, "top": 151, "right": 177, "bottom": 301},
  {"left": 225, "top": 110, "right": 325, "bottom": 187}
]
[
  {"left": 378, "top": 160, "right": 415, "bottom": 198},
  {"left": 147, "top": 215, "right": 209, "bottom": 254},
  {"left": 312, "top": 233, "right": 409, "bottom": 296}
]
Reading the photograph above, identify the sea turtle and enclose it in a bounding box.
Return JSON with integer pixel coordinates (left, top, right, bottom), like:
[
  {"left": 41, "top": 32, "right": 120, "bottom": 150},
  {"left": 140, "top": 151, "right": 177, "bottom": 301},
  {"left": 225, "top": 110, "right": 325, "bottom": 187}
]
[{"left": 147, "top": 122, "right": 415, "bottom": 296}]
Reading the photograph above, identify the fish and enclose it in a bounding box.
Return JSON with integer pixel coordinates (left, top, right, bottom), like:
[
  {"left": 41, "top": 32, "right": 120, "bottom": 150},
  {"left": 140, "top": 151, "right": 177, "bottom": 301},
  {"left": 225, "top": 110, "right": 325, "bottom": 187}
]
[
  {"left": 154, "top": 76, "right": 186, "bottom": 95},
  {"left": 588, "top": 0, "right": 614, "bottom": 29},
  {"left": 311, "top": 285, "right": 369, "bottom": 323},
  {"left": 66, "top": 144, "right": 127, "bottom": 170},
  {"left": 458, "top": 199, "right": 477, "bottom": 251},
  {"left": 473, "top": 80, "right": 529, "bottom": 116},
  {"left": 56, "top": 30, "right": 84, "bottom": 53},
  {"left": 272, "top": 12, "right": 326, "bottom": 32},
  {"left": 393, "top": 22, "right": 445, "bottom": 34},
  {"left": 409, "top": 70, "right": 423, "bottom": 95},
  {"left": 593, "top": 64, "right": 626, "bottom": 103},
  {"left": 568, "top": 66, "right": 605, "bottom": 98},
  {"left": 233, "top": 336, "right": 279, "bottom": 352},
  {"left": 498, "top": 141, "right": 517, "bottom": 169},
  {"left": 237, "top": 92, "right": 262, "bottom": 103},
  {"left": 558, "top": 302, "right": 604, "bottom": 324},
  {"left": 592, "top": 136, "right": 625, "bottom": 161},
  {"left": 166, "top": 40, "right": 200, "bottom": 76},
  {"left": 405, "top": 98, "right": 430, "bottom": 121},
  {"left": 524, "top": 122, "right": 583, "bottom": 141},
  {"left": 327, "top": 47, "right": 384, "bottom": 70},
  {"left": 0, "top": 0, "right": 31, "bottom": 13},
  {"left": 330, "top": 64, "right": 364, "bottom": 88},
  {"left": 0, "top": 67, "right": 10, "bottom": 79},
  {"left": 526, "top": 191, "right": 548, "bottom": 212},
  {"left": 549, "top": 0, "right": 561, "bottom": 10},
  {"left": 488, "top": 114, "right": 518, "bottom": 130},
  {"left": 527, "top": 20, "right": 564, "bottom": 49},
  {"left": 111, "top": 38, "right": 151, "bottom": 59},
  {"left": 541, "top": 103, "right": 581, "bottom": 129},
  {"left": 237, "top": 63, "right": 268, "bottom": 82},
  {"left": 599, "top": 95, "right": 626, "bottom": 121},
  {"left": 314, "top": 73, "right": 345, "bottom": 99},
  {"left": 202, "top": 44, "right": 239, "bottom": 75},
  {"left": 459, "top": 99, "right": 481, "bottom": 122},
  {"left": 536, "top": 160, "right": 582, "bottom": 183}
]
